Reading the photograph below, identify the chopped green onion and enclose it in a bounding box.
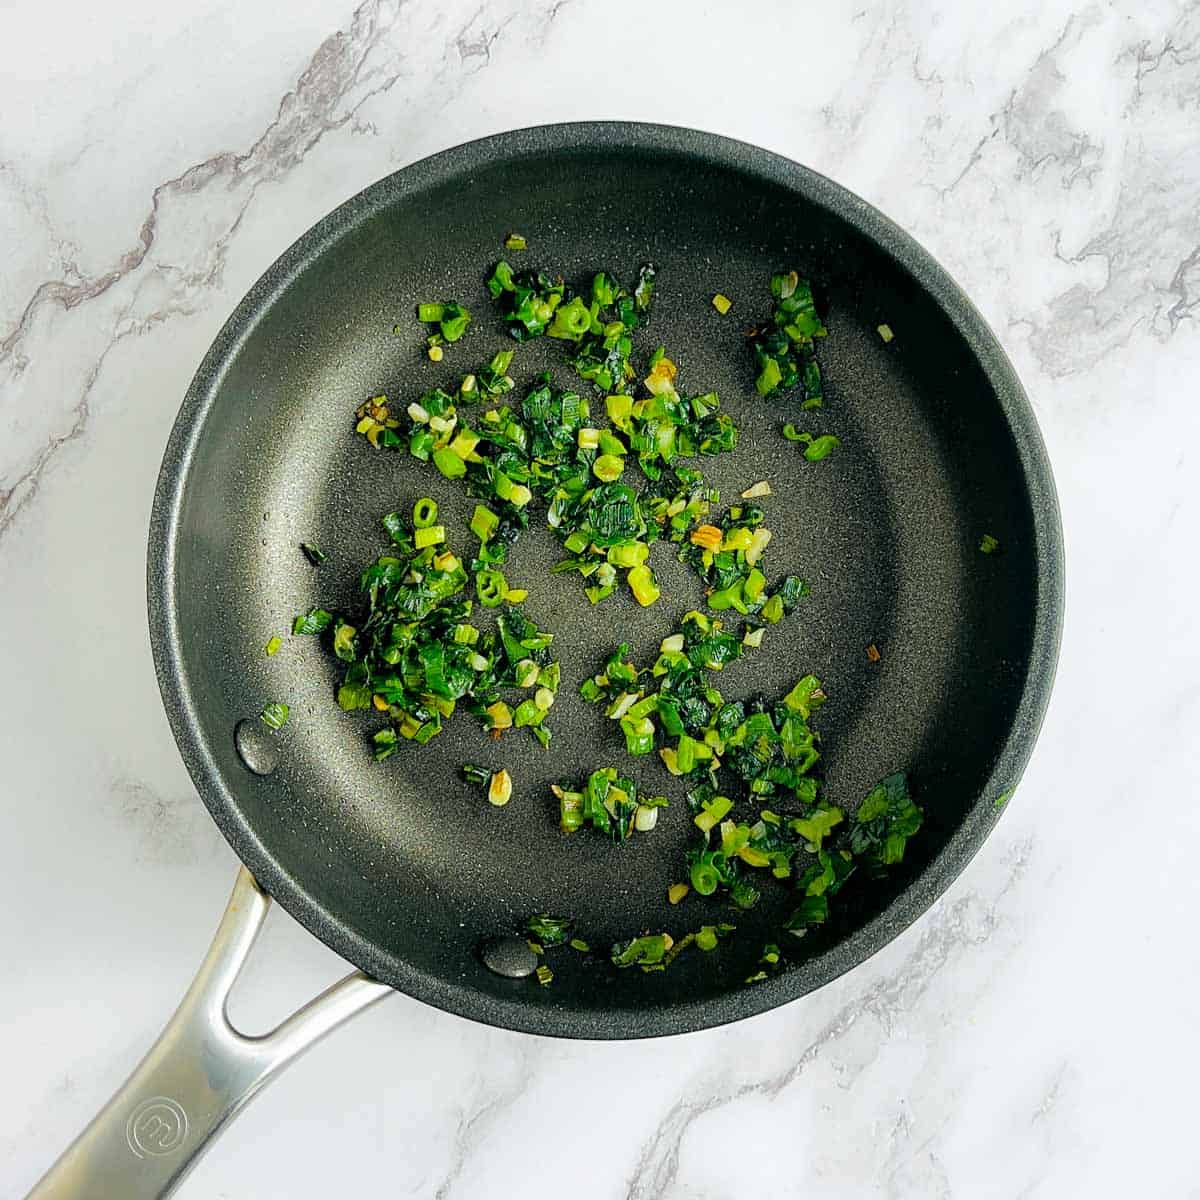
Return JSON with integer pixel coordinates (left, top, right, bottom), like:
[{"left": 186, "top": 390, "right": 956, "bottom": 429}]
[
  {"left": 412, "top": 497, "right": 438, "bottom": 528},
  {"left": 760, "top": 595, "right": 784, "bottom": 624},
  {"left": 332, "top": 620, "right": 357, "bottom": 662},
  {"left": 621, "top": 715, "right": 656, "bottom": 756},
  {"left": 301, "top": 542, "right": 327, "bottom": 565},
  {"left": 488, "top": 768, "right": 513, "bottom": 807},
  {"left": 745, "top": 527, "right": 772, "bottom": 567},
  {"left": 461, "top": 763, "right": 490, "bottom": 788},
  {"left": 633, "top": 801, "right": 662, "bottom": 830},
  {"left": 608, "top": 541, "right": 649, "bottom": 569},
  {"left": 470, "top": 505, "right": 499, "bottom": 543},
  {"left": 781, "top": 429, "right": 841, "bottom": 460},
  {"left": 752, "top": 271, "right": 826, "bottom": 402},
  {"left": 553, "top": 767, "right": 662, "bottom": 841},
  {"left": 593, "top": 453, "right": 625, "bottom": 482},
  {"left": 260, "top": 702, "right": 289, "bottom": 730},
  {"left": 712, "top": 293, "right": 732, "bottom": 315},
  {"left": 783, "top": 674, "right": 826, "bottom": 718},
  {"left": 306, "top": 511, "right": 560, "bottom": 754},
  {"left": 292, "top": 608, "right": 333, "bottom": 635},
  {"left": 877, "top": 323, "right": 894, "bottom": 342},
  {"left": 788, "top": 805, "right": 844, "bottom": 850},
  {"left": 528, "top": 914, "right": 571, "bottom": 945},
  {"left": 505, "top": 233, "right": 528, "bottom": 251},
  {"left": 476, "top": 569, "right": 508, "bottom": 607},
  {"left": 413, "top": 525, "right": 446, "bottom": 549},
  {"left": 690, "top": 859, "right": 721, "bottom": 895},
  {"left": 612, "top": 933, "right": 672, "bottom": 970},
  {"left": 756, "top": 357, "right": 783, "bottom": 396},
  {"left": 448, "top": 428, "right": 479, "bottom": 459},
  {"left": 432, "top": 447, "right": 467, "bottom": 479},
  {"left": 694, "top": 794, "right": 733, "bottom": 834},
  {"left": 785, "top": 893, "right": 829, "bottom": 936},
  {"left": 548, "top": 295, "right": 592, "bottom": 341},
  {"left": 485, "top": 262, "right": 656, "bottom": 393},
  {"left": 627, "top": 563, "right": 661, "bottom": 607},
  {"left": 802, "top": 434, "right": 840, "bottom": 461},
  {"left": 265, "top": 636, "right": 282, "bottom": 657},
  {"left": 556, "top": 785, "right": 583, "bottom": 832},
  {"left": 606, "top": 394, "right": 633, "bottom": 428},
  {"left": 338, "top": 681, "right": 372, "bottom": 711},
  {"left": 417, "top": 300, "right": 471, "bottom": 344},
  {"left": 598, "top": 429, "right": 626, "bottom": 457},
  {"left": 980, "top": 533, "right": 1000, "bottom": 554},
  {"left": 851, "top": 772, "right": 922, "bottom": 865},
  {"left": 487, "top": 701, "right": 513, "bottom": 731}
]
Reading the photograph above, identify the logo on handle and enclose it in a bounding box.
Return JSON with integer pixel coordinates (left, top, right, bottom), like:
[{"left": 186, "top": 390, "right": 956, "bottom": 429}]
[{"left": 126, "top": 1097, "right": 188, "bottom": 1157}]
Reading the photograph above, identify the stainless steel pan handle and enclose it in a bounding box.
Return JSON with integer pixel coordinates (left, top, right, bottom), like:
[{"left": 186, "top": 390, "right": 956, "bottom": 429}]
[{"left": 26, "top": 868, "right": 392, "bottom": 1199}]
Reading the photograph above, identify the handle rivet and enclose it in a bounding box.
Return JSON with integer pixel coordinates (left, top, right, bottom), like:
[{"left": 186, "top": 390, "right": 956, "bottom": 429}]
[
  {"left": 480, "top": 936, "right": 539, "bottom": 979},
  {"left": 235, "top": 719, "right": 281, "bottom": 775}
]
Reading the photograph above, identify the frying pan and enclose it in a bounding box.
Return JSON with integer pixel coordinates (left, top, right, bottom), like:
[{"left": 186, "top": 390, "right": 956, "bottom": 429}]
[{"left": 28, "top": 122, "right": 1062, "bottom": 1197}]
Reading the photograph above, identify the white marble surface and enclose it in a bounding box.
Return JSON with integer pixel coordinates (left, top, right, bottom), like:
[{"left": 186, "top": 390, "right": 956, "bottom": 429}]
[{"left": 2, "top": 0, "right": 1198, "bottom": 1195}]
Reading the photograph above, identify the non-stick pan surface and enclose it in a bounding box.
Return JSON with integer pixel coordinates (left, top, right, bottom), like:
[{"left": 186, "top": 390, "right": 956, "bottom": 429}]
[{"left": 148, "top": 122, "right": 1062, "bottom": 1039}]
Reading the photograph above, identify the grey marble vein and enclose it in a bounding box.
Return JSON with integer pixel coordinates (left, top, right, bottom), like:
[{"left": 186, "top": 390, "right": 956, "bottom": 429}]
[
  {"left": 0, "top": 315, "right": 128, "bottom": 538},
  {"left": 1, "top": 0, "right": 407, "bottom": 535},
  {"left": 624, "top": 840, "right": 1033, "bottom": 1200},
  {"left": 1001, "top": 16, "right": 1104, "bottom": 187},
  {"left": 1126, "top": 6, "right": 1200, "bottom": 102},
  {"left": 919, "top": 5, "right": 1200, "bottom": 380},
  {"left": 432, "top": 1043, "right": 536, "bottom": 1200}
]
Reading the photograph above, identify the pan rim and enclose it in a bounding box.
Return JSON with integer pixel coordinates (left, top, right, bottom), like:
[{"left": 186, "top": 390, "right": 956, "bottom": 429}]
[{"left": 147, "top": 120, "right": 1064, "bottom": 1040}]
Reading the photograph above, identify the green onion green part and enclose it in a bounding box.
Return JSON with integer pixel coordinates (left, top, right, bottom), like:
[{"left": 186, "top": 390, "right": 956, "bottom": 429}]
[
  {"left": 416, "top": 300, "right": 471, "bottom": 345},
  {"left": 292, "top": 608, "right": 333, "bottom": 636},
  {"left": 750, "top": 270, "right": 826, "bottom": 405},
  {"left": 527, "top": 914, "right": 572, "bottom": 946},
  {"left": 412, "top": 498, "right": 438, "bottom": 528},
  {"left": 612, "top": 934, "right": 672, "bottom": 971},
  {"left": 260, "top": 702, "right": 289, "bottom": 730}
]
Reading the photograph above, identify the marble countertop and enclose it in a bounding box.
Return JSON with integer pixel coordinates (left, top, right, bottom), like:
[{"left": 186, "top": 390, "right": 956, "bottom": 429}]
[{"left": 3, "top": 1, "right": 1197, "bottom": 1196}]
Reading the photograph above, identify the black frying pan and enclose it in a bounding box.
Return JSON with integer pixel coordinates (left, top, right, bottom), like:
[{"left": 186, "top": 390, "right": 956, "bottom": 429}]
[{"left": 29, "top": 123, "right": 1062, "bottom": 1198}]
